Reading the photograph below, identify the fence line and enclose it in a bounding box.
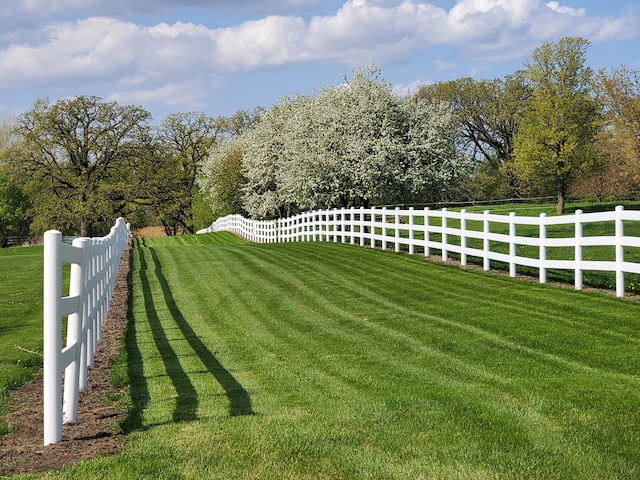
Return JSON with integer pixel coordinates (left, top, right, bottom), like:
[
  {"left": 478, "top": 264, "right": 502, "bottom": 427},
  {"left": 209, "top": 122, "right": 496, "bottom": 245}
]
[
  {"left": 199, "top": 206, "right": 640, "bottom": 298},
  {"left": 43, "top": 218, "right": 130, "bottom": 446}
]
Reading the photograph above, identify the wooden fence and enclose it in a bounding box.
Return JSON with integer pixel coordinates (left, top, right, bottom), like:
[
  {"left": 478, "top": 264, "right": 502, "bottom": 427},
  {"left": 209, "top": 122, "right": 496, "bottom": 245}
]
[
  {"left": 43, "top": 218, "right": 130, "bottom": 445},
  {"left": 199, "top": 205, "right": 640, "bottom": 298}
]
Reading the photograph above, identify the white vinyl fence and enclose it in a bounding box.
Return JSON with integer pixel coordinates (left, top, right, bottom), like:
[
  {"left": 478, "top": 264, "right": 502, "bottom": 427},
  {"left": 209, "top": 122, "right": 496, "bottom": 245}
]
[
  {"left": 43, "top": 218, "right": 130, "bottom": 446},
  {"left": 199, "top": 205, "right": 640, "bottom": 298}
]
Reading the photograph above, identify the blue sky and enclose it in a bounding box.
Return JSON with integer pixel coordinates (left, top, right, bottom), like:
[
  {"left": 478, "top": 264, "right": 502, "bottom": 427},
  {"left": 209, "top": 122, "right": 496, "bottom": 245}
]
[{"left": 0, "top": 0, "right": 638, "bottom": 122}]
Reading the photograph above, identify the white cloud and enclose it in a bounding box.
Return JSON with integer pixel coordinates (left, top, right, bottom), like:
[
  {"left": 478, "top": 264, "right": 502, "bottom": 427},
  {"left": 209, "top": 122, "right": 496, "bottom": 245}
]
[
  {"left": 108, "top": 78, "right": 222, "bottom": 113},
  {"left": 392, "top": 78, "right": 424, "bottom": 97},
  {"left": 433, "top": 59, "right": 458, "bottom": 71},
  {"left": 545, "top": 1, "right": 586, "bottom": 17},
  {"left": 214, "top": 16, "right": 309, "bottom": 70},
  {"left": 1, "top": 0, "right": 639, "bottom": 115},
  {"left": 1, "top": 1, "right": 638, "bottom": 85}
]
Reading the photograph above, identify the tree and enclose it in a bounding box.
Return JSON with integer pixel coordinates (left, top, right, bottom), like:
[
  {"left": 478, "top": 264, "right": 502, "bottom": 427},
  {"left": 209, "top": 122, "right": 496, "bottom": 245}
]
[
  {"left": 240, "top": 98, "right": 295, "bottom": 219},
  {"left": 417, "top": 74, "right": 532, "bottom": 199},
  {"left": 201, "top": 140, "right": 247, "bottom": 219},
  {"left": 0, "top": 166, "right": 31, "bottom": 246},
  {"left": 206, "top": 66, "right": 468, "bottom": 219},
  {"left": 400, "top": 96, "right": 470, "bottom": 204},
  {"left": 0, "top": 115, "right": 31, "bottom": 245},
  {"left": 513, "top": 37, "right": 601, "bottom": 214},
  {"left": 591, "top": 66, "right": 640, "bottom": 196},
  {"left": 9, "top": 96, "right": 151, "bottom": 236},
  {"left": 152, "top": 110, "right": 263, "bottom": 235},
  {"left": 153, "top": 112, "right": 218, "bottom": 234}
]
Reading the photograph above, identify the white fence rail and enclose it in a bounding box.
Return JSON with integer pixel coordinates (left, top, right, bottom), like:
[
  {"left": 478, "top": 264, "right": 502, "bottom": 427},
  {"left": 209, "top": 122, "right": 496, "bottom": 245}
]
[
  {"left": 199, "top": 205, "right": 640, "bottom": 298},
  {"left": 43, "top": 218, "right": 130, "bottom": 446}
]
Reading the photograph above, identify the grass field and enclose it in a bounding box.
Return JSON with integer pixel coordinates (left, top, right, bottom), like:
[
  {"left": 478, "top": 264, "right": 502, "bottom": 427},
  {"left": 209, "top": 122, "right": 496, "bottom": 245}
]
[
  {"left": 0, "top": 246, "right": 44, "bottom": 435},
  {"left": 23, "top": 230, "right": 639, "bottom": 479},
  {"left": 380, "top": 200, "right": 640, "bottom": 291}
]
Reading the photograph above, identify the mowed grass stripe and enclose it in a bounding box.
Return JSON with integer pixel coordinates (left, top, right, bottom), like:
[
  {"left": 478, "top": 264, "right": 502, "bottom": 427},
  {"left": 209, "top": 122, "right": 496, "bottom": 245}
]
[
  {"left": 224, "top": 241, "right": 640, "bottom": 382},
  {"left": 64, "top": 232, "right": 640, "bottom": 479}
]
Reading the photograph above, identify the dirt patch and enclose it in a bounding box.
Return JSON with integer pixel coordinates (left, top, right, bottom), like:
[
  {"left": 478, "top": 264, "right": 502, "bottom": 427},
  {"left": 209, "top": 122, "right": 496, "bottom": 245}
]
[
  {"left": 0, "top": 243, "right": 132, "bottom": 476},
  {"left": 132, "top": 226, "right": 166, "bottom": 238}
]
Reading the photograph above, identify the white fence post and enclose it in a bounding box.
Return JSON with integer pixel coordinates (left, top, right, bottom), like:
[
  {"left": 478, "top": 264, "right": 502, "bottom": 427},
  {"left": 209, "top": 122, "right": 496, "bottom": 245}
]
[
  {"left": 483, "top": 210, "right": 490, "bottom": 271},
  {"left": 395, "top": 207, "right": 401, "bottom": 253},
  {"left": 441, "top": 208, "right": 448, "bottom": 262},
  {"left": 381, "top": 207, "right": 388, "bottom": 251},
  {"left": 370, "top": 207, "right": 376, "bottom": 249},
  {"left": 43, "top": 230, "right": 63, "bottom": 446},
  {"left": 539, "top": 213, "right": 547, "bottom": 284},
  {"left": 616, "top": 205, "right": 625, "bottom": 297},
  {"left": 509, "top": 212, "right": 516, "bottom": 277},
  {"left": 460, "top": 209, "right": 467, "bottom": 266},
  {"left": 359, "top": 207, "right": 366, "bottom": 247},
  {"left": 408, "top": 207, "right": 415, "bottom": 255},
  {"left": 62, "top": 238, "right": 90, "bottom": 425},
  {"left": 575, "top": 210, "right": 583, "bottom": 290},
  {"left": 424, "top": 207, "right": 430, "bottom": 257}
]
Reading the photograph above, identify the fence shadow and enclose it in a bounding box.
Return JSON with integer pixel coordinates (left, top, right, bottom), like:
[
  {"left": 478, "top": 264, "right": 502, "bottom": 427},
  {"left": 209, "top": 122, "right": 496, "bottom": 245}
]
[
  {"left": 130, "top": 241, "right": 199, "bottom": 426},
  {"left": 147, "top": 246, "right": 254, "bottom": 417},
  {"left": 122, "top": 245, "right": 149, "bottom": 433},
  {"left": 124, "top": 239, "right": 254, "bottom": 431}
]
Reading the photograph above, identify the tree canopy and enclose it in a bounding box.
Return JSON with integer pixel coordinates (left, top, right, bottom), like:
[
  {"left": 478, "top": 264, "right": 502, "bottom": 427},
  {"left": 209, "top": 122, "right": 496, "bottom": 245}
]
[
  {"left": 4, "top": 37, "right": 640, "bottom": 239},
  {"left": 513, "top": 37, "right": 601, "bottom": 214},
  {"left": 202, "top": 66, "right": 469, "bottom": 219},
  {"left": 7, "top": 96, "right": 151, "bottom": 236}
]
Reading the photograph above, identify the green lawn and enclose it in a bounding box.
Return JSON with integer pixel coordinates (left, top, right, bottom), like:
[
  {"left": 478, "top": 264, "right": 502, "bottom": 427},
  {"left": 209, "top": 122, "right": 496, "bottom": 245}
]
[
  {"left": 27, "top": 231, "right": 640, "bottom": 479},
  {"left": 0, "top": 246, "right": 44, "bottom": 435},
  {"left": 371, "top": 201, "right": 640, "bottom": 291}
]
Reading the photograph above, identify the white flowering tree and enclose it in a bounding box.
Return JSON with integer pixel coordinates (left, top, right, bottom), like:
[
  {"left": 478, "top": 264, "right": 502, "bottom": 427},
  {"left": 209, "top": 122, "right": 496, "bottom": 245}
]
[
  {"left": 202, "top": 66, "right": 468, "bottom": 219},
  {"left": 239, "top": 98, "right": 297, "bottom": 219},
  {"left": 399, "top": 97, "right": 469, "bottom": 203}
]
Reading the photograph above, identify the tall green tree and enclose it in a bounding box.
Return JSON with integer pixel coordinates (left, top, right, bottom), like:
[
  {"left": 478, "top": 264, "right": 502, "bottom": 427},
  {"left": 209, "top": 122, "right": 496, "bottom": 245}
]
[
  {"left": 417, "top": 74, "right": 532, "bottom": 199},
  {"left": 154, "top": 110, "right": 261, "bottom": 234},
  {"left": 418, "top": 74, "right": 531, "bottom": 166},
  {"left": 0, "top": 168, "right": 31, "bottom": 246},
  {"left": 201, "top": 141, "right": 247, "bottom": 219},
  {"left": 154, "top": 112, "right": 219, "bottom": 234},
  {"left": 513, "top": 37, "right": 601, "bottom": 214},
  {"left": 9, "top": 96, "right": 151, "bottom": 235}
]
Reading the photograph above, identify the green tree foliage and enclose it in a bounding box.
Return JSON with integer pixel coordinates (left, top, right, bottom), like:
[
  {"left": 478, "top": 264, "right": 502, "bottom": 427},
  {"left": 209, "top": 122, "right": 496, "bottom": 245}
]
[
  {"left": 0, "top": 115, "right": 31, "bottom": 245},
  {"left": 417, "top": 74, "right": 532, "bottom": 200},
  {"left": 206, "top": 67, "right": 468, "bottom": 219},
  {"left": 8, "top": 96, "right": 151, "bottom": 236},
  {"left": 201, "top": 141, "right": 247, "bottom": 219},
  {"left": 513, "top": 37, "right": 601, "bottom": 214},
  {"left": 0, "top": 167, "right": 30, "bottom": 246},
  {"left": 153, "top": 112, "right": 218, "bottom": 235},
  {"left": 152, "top": 110, "right": 261, "bottom": 235}
]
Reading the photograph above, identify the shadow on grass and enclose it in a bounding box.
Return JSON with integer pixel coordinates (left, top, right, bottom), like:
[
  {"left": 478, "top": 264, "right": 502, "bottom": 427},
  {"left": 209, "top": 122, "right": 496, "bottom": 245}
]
[{"left": 124, "top": 239, "right": 253, "bottom": 432}]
